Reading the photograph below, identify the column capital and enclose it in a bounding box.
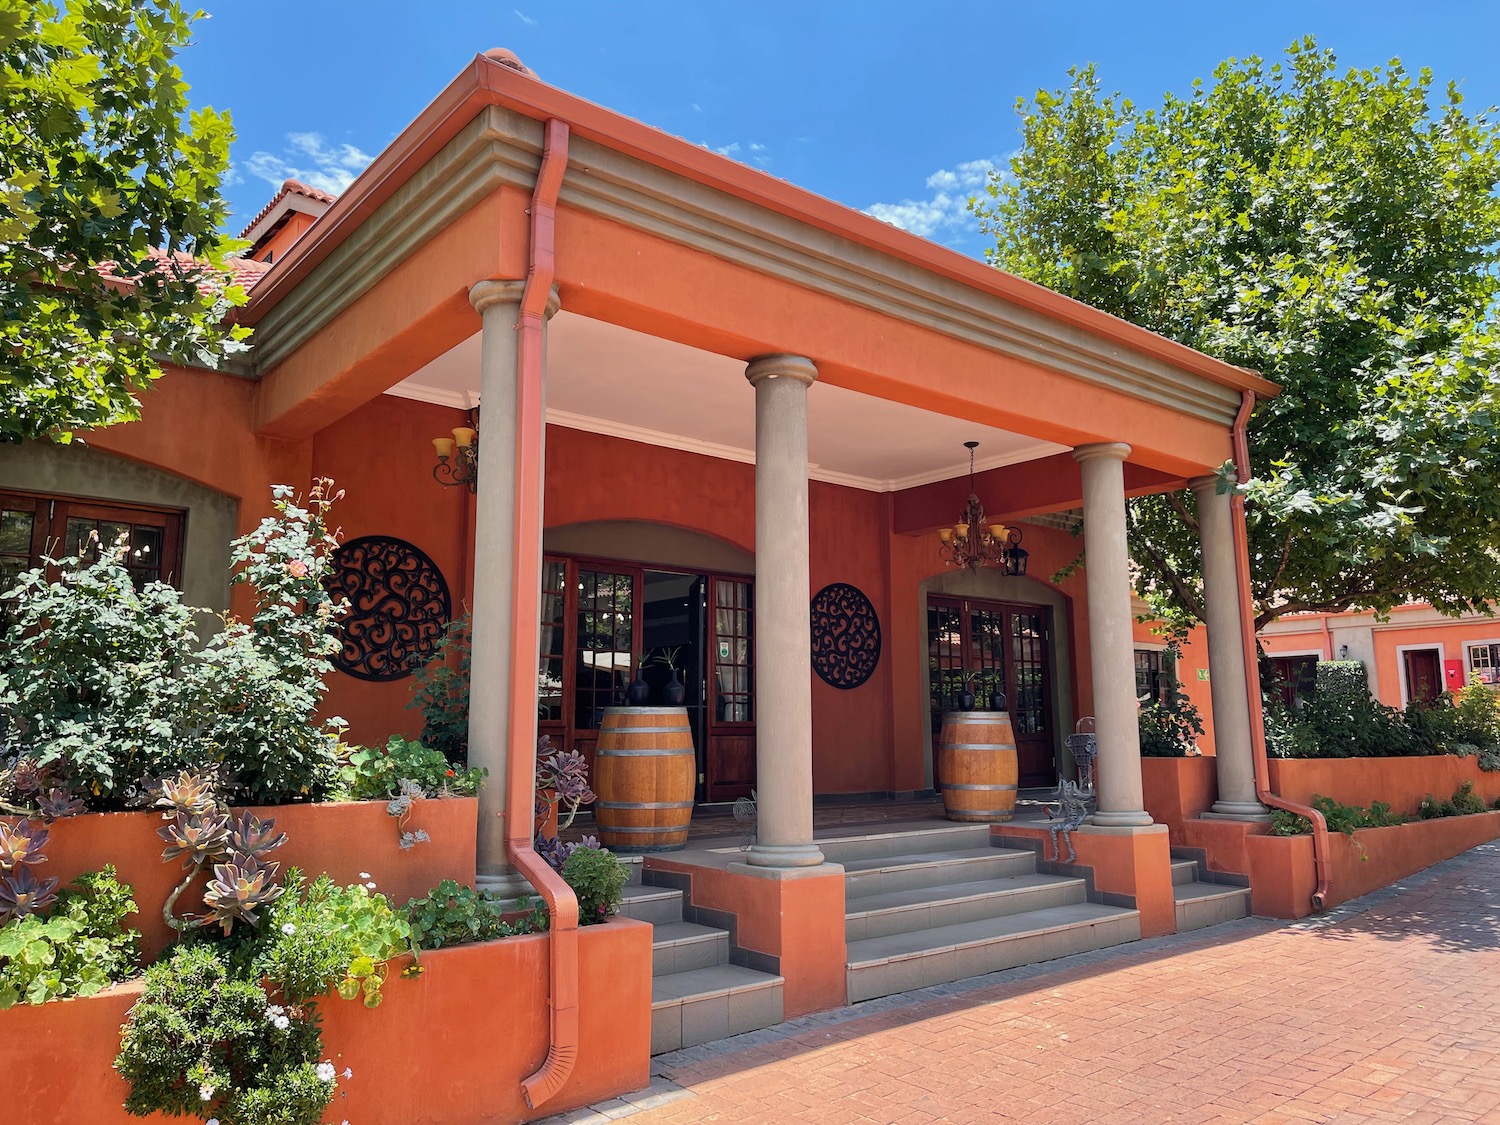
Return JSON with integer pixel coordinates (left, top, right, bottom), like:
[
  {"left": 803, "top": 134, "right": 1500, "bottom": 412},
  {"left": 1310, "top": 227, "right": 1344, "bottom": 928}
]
[
  {"left": 469, "top": 279, "right": 561, "bottom": 319},
  {"left": 1072, "top": 441, "right": 1132, "bottom": 465},
  {"left": 1189, "top": 471, "right": 1238, "bottom": 495},
  {"left": 746, "top": 354, "right": 818, "bottom": 389}
]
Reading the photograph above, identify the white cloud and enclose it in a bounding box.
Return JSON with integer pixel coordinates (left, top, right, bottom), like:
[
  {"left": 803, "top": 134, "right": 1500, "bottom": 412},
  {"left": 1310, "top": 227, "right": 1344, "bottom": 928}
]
[
  {"left": 514, "top": 9, "right": 536, "bottom": 24},
  {"left": 704, "top": 140, "right": 770, "bottom": 168},
  {"left": 244, "top": 132, "right": 374, "bottom": 196},
  {"left": 864, "top": 156, "right": 1006, "bottom": 239}
]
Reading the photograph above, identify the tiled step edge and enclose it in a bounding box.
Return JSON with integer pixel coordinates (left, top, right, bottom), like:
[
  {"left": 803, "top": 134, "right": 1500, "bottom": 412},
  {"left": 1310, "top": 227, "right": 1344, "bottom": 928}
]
[
  {"left": 651, "top": 921, "right": 729, "bottom": 974},
  {"left": 651, "top": 964, "right": 784, "bottom": 1054},
  {"left": 844, "top": 848, "right": 1037, "bottom": 897},
  {"left": 846, "top": 904, "right": 1141, "bottom": 1003},
  {"left": 845, "top": 874, "right": 1087, "bottom": 941},
  {"left": 1173, "top": 883, "right": 1251, "bottom": 932}
]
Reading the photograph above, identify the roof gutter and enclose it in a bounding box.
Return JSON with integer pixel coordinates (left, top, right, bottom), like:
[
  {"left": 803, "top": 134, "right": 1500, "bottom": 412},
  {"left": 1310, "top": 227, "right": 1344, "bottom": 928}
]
[
  {"left": 505, "top": 117, "right": 580, "bottom": 1109},
  {"left": 1230, "top": 389, "right": 1329, "bottom": 911}
]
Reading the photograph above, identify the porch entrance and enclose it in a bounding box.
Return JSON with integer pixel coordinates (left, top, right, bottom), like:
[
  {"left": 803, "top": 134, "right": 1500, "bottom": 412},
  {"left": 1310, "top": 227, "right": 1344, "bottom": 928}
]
[
  {"left": 538, "top": 555, "right": 756, "bottom": 803},
  {"left": 927, "top": 596, "right": 1057, "bottom": 788}
]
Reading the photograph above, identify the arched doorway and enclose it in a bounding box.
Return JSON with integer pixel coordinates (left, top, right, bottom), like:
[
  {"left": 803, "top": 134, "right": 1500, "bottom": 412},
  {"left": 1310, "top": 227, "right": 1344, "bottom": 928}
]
[
  {"left": 540, "top": 521, "right": 756, "bottom": 803},
  {"left": 917, "top": 569, "right": 1075, "bottom": 790}
]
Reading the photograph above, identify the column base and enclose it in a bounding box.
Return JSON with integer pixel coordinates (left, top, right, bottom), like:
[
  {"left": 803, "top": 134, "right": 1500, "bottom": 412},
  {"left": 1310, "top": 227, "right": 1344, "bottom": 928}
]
[
  {"left": 1086, "top": 809, "right": 1156, "bottom": 830},
  {"left": 475, "top": 870, "right": 534, "bottom": 900},
  {"left": 1205, "top": 800, "right": 1272, "bottom": 821},
  {"left": 1077, "top": 822, "right": 1168, "bottom": 838},
  {"left": 743, "top": 842, "right": 827, "bottom": 869}
]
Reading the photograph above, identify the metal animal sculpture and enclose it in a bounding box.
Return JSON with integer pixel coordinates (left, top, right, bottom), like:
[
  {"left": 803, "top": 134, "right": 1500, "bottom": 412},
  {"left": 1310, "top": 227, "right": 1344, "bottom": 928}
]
[
  {"left": 1046, "top": 780, "right": 1090, "bottom": 864},
  {"left": 733, "top": 790, "right": 758, "bottom": 851}
]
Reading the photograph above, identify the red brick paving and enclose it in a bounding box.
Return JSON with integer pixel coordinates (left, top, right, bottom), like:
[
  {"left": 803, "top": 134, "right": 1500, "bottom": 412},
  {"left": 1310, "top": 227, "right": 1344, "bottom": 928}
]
[{"left": 574, "top": 844, "right": 1500, "bottom": 1124}]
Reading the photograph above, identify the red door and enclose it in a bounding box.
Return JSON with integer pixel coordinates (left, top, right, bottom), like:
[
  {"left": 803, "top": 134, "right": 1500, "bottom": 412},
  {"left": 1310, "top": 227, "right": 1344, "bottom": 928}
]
[{"left": 1403, "top": 648, "right": 1442, "bottom": 705}]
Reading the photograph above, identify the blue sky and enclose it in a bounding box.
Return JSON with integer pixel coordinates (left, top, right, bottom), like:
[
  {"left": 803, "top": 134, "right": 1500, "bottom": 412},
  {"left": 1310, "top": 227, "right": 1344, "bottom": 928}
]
[{"left": 179, "top": 2, "right": 1500, "bottom": 258}]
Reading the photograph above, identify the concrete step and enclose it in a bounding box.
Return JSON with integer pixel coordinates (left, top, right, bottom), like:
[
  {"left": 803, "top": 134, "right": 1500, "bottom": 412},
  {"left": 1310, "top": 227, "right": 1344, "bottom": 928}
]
[
  {"left": 619, "top": 884, "right": 684, "bottom": 925},
  {"left": 1170, "top": 859, "right": 1199, "bottom": 886},
  {"left": 651, "top": 963, "right": 785, "bottom": 1054},
  {"left": 651, "top": 920, "right": 729, "bottom": 974},
  {"left": 618, "top": 854, "right": 643, "bottom": 886},
  {"left": 816, "top": 823, "right": 996, "bottom": 865},
  {"left": 1174, "top": 882, "right": 1251, "bottom": 932},
  {"left": 843, "top": 846, "right": 1037, "bottom": 898},
  {"left": 846, "top": 902, "right": 1141, "bottom": 1003},
  {"left": 845, "top": 873, "right": 1088, "bottom": 942}
]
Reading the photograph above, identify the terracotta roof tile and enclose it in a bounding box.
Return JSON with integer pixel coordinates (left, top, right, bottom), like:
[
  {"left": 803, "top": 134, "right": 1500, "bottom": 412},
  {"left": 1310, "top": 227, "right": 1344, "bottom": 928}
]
[
  {"left": 237, "top": 179, "right": 339, "bottom": 240},
  {"left": 98, "top": 245, "right": 271, "bottom": 291}
]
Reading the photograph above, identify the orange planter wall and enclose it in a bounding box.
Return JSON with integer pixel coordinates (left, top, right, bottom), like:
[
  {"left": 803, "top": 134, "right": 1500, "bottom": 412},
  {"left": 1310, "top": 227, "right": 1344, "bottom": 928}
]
[
  {"left": 1140, "top": 756, "right": 1218, "bottom": 843},
  {"left": 4, "top": 799, "right": 476, "bottom": 960},
  {"left": 1267, "top": 755, "right": 1500, "bottom": 819},
  {"left": 0, "top": 916, "right": 651, "bottom": 1125},
  {"left": 1248, "top": 811, "right": 1500, "bottom": 918}
]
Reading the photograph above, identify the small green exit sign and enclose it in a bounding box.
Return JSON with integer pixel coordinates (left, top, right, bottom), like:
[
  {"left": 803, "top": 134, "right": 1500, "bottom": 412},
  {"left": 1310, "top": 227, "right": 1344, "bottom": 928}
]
[{"left": 1197, "top": 668, "right": 1210, "bottom": 681}]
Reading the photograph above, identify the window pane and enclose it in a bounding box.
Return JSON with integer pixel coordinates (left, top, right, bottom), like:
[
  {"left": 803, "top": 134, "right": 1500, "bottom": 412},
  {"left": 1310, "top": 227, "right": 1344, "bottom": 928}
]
[
  {"left": 130, "top": 525, "right": 163, "bottom": 567},
  {"left": 0, "top": 509, "right": 32, "bottom": 555}
]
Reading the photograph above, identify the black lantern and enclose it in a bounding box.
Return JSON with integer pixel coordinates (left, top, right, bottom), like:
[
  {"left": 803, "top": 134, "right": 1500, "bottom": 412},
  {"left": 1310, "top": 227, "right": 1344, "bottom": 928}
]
[{"left": 1003, "top": 527, "right": 1029, "bottom": 576}]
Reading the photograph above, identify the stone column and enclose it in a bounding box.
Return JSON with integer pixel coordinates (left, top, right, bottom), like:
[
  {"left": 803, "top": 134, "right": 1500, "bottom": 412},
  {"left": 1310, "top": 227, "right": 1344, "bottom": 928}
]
[
  {"left": 744, "top": 355, "right": 825, "bottom": 869},
  {"left": 1073, "top": 443, "right": 1153, "bottom": 829},
  {"left": 1191, "top": 475, "right": 1269, "bottom": 819},
  {"left": 467, "top": 279, "right": 560, "bottom": 893}
]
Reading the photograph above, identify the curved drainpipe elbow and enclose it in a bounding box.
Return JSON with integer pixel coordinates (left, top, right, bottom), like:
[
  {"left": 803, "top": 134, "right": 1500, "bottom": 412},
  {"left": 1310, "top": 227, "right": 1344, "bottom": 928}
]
[
  {"left": 504, "top": 116, "right": 582, "bottom": 1109},
  {"left": 1231, "top": 388, "right": 1331, "bottom": 912}
]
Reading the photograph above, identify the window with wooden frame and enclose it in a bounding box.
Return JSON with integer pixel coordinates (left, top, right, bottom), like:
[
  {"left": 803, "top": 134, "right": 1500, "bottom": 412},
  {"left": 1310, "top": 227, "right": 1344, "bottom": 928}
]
[
  {"left": 1468, "top": 642, "right": 1500, "bottom": 687},
  {"left": 0, "top": 490, "right": 186, "bottom": 595}
]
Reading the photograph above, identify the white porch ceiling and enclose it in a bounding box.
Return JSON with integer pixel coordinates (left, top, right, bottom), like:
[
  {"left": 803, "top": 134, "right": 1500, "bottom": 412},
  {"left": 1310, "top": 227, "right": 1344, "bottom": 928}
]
[{"left": 387, "top": 312, "right": 1066, "bottom": 493}]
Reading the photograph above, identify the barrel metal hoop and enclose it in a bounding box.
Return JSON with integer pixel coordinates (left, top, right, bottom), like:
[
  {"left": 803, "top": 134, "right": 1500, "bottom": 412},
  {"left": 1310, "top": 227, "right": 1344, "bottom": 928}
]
[
  {"left": 938, "top": 742, "right": 1016, "bottom": 751},
  {"left": 596, "top": 748, "right": 695, "bottom": 757},
  {"left": 942, "top": 782, "right": 1019, "bottom": 792},
  {"left": 595, "top": 800, "right": 695, "bottom": 810},
  {"left": 598, "top": 824, "right": 691, "bottom": 834},
  {"left": 598, "top": 727, "right": 694, "bottom": 736}
]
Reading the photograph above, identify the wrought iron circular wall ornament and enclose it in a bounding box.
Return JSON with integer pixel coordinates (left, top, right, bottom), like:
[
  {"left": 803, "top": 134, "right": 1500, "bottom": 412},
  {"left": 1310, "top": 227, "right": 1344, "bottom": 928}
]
[
  {"left": 809, "top": 582, "right": 882, "bottom": 690},
  {"left": 326, "top": 535, "right": 452, "bottom": 682}
]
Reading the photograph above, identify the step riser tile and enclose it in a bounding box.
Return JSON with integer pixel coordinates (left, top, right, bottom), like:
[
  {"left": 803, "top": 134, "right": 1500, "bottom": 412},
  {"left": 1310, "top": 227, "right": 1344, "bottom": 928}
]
[
  {"left": 659, "top": 934, "right": 730, "bottom": 973},
  {"left": 847, "top": 915, "right": 1142, "bottom": 1004},
  {"left": 1170, "top": 862, "right": 1199, "bottom": 886},
  {"left": 620, "top": 896, "right": 684, "bottom": 925},
  {"left": 846, "top": 881, "right": 1089, "bottom": 941},
  {"left": 845, "top": 854, "right": 1035, "bottom": 897},
  {"left": 819, "top": 827, "right": 993, "bottom": 864},
  {"left": 1176, "top": 893, "right": 1250, "bottom": 932},
  {"left": 727, "top": 984, "right": 783, "bottom": 1037},
  {"left": 680, "top": 992, "right": 731, "bottom": 1049},
  {"left": 650, "top": 1004, "right": 682, "bottom": 1056}
]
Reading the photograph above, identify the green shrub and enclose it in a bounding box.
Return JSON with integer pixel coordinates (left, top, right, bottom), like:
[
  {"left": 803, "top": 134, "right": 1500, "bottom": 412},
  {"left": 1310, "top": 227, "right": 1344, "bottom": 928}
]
[
  {"left": 115, "top": 942, "right": 333, "bottom": 1125},
  {"left": 0, "top": 482, "right": 349, "bottom": 808},
  {"left": 256, "top": 871, "right": 413, "bottom": 1007},
  {"left": 1267, "top": 795, "right": 1407, "bottom": 837},
  {"left": 406, "top": 880, "right": 545, "bottom": 949},
  {"left": 407, "top": 613, "right": 472, "bottom": 765},
  {"left": 0, "top": 866, "right": 138, "bottom": 1008},
  {"left": 560, "top": 845, "right": 627, "bottom": 926},
  {"left": 1136, "top": 643, "right": 1205, "bottom": 757},
  {"left": 1264, "top": 660, "right": 1425, "bottom": 760},
  {"left": 340, "top": 736, "right": 485, "bottom": 802},
  {"left": 1418, "top": 781, "right": 1491, "bottom": 820}
]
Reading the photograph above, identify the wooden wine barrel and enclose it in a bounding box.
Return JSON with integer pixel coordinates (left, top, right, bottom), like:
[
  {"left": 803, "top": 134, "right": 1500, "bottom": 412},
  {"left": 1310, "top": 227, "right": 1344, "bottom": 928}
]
[
  {"left": 593, "top": 706, "right": 697, "bottom": 853},
  {"left": 937, "top": 711, "right": 1018, "bottom": 822}
]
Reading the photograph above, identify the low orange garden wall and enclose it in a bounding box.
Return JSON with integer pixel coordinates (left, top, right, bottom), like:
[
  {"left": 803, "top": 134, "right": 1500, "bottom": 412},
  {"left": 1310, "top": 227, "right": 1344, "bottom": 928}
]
[
  {"left": 1247, "top": 810, "right": 1500, "bottom": 918},
  {"left": 1267, "top": 755, "right": 1500, "bottom": 818},
  {"left": 2, "top": 914, "right": 653, "bottom": 1125},
  {"left": 1141, "top": 756, "right": 1218, "bottom": 843},
  {"left": 3, "top": 799, "right": 477, "bottom": 959}
]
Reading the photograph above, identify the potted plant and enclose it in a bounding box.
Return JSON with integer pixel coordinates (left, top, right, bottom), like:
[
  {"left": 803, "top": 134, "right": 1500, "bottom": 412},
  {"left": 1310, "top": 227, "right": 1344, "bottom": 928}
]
[
  {"left": 657, "top": 646, "right": 687, "bottom": 707},
  {"left": 534, "top": 735, "right": 596, "bottom": 842}
]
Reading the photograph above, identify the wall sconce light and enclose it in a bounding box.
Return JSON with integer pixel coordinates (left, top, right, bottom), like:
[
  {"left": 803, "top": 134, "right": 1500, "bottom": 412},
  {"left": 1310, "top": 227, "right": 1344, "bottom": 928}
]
[{"left": 432, "top": 410, "right": 479, "bottom": 492}]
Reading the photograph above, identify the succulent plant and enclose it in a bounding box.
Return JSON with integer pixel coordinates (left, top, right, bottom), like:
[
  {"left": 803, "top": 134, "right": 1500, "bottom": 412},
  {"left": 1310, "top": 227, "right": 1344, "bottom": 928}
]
[
  {"left": 34, "top": 788, "right": 84, "bottom": 822},
  {"left": 226, "top": 811, "right": 287, "bottom": 862},
  {"left": 8, "top": 758, "right": 43, "bottom": 797},
  {"left": 0, "top": 820, "right": 49, "bottom": 874},
  {"left": 0, "top": 865, "right": 60, "bottom": 923},
  {"left": 203, "top": 856, "right": 284, "bottom": 934},
  {"left": 155, "top": 770, "right": 219, "bottom": 817},
  {"left": 158, "top": 809, "right": 232, "bottom": 868}
]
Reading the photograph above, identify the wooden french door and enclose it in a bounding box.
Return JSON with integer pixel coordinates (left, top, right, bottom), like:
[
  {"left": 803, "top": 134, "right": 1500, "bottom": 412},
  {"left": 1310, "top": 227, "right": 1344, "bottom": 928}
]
[
  {"left": 927, "top": 596, "right": 1057, "bottom": 788},
  {"left": 1403, "top": 648, "right": 1442, "bottom": 706},
  {"left": 536, "top": 555, "right": 756, "bottom": 803}
]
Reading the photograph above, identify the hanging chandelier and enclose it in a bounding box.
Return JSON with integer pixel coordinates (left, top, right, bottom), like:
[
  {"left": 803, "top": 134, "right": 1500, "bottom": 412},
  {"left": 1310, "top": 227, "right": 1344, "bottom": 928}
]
[
  {"left": 431, "top": 409, "right": 479, "bottom": 492},
  {"left": 937, "top": 441, "right": 1029, "bottom": 575}
]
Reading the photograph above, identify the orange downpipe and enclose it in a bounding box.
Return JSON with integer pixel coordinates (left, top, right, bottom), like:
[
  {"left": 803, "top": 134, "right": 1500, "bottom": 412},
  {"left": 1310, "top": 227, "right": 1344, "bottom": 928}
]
[
  {"left": 507, "top": 117, "right": 581, "bottom": 1109},
  {"left": 1231, "top": 389, "right": 1330, "bottom": 911}
]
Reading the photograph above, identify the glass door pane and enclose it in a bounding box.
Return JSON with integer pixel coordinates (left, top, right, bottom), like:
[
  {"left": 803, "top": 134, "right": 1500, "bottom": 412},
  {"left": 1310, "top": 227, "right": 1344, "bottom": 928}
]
[
  {"left": 574, "top": 568, "right": 634, "bottom": 730},
  {"left": 711, "top": 578, "right": 753, "bottom": 723},
  {"left": 537, "top": 560, "right": 567, "bottom": 722},
  {"left": 1009, "top": 610, "right": 1048, "bottom": 735},
  {"left": 968, "top": 606, "right": 1007, "bottom": 711}
]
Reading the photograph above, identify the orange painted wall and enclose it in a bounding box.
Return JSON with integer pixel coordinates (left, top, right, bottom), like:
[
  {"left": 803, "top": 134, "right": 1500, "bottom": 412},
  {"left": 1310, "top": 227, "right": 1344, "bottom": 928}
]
[
  {"left": 310, "top": 394, "right": 473, "bottom": 747},
  {"left": 543, "top": 425, "right": 896, "bottom": 795},
  {"left": 994, "top": 825, "right": 1176, "bottom": 938},
  {"left": 0, "top": 916, "right": 651, "bottom": 1125},
  {"left": 1371, "top": 620, "right": 1500, "bottom": 707}
]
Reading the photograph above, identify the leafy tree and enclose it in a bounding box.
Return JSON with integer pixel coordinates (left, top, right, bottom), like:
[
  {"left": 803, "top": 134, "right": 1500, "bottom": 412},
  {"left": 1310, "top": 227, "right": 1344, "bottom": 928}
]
[
  {"left": 0, "top": 0, "right": 246, "bottom": 442},
  {"left": 973, "top": 39, "right": 1500, "bottom": 629}
]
